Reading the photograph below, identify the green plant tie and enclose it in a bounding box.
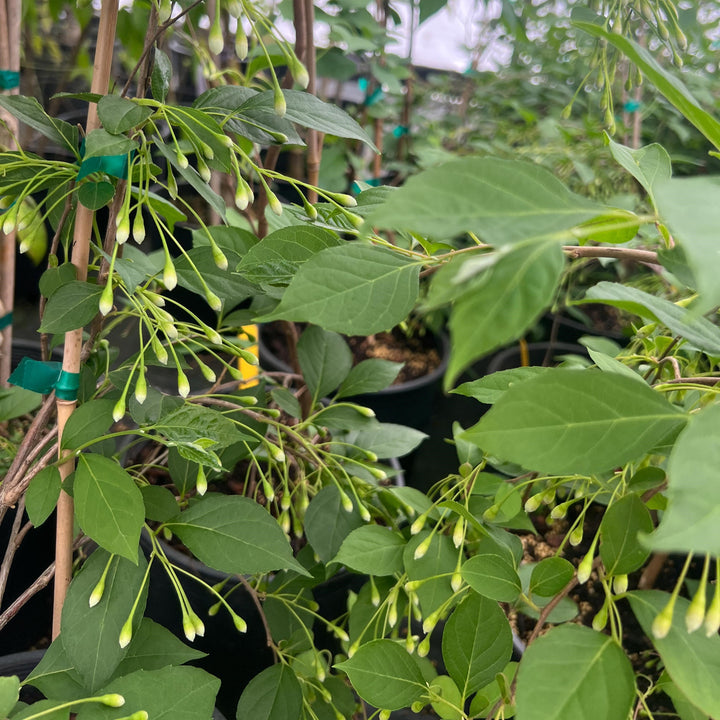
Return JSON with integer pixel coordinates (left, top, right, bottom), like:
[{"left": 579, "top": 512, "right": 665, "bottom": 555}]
[
  {"left": 0, "top": 70, "right": 20, "bottom": 90},
  {"left": 623, "top": 100, "right": 642, "bottom": 112},
  {"left": 0, "top": 311, "right": 11, "bottom": 329},
  {"left": 392, "top": 125, "right": 409, "bottom": 138},
  {"left": 77, "top": 138, "right": 131, "bottom": 181},
  {"left": 8, "top": 356, "right": 79, "bottom": 400}
]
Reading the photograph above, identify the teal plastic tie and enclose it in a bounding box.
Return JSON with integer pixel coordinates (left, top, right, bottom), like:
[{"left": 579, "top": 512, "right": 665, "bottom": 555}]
[
  {"left": 0, "top": 70, "right": 20, "bottom": 90},
  {"left": 623, "top": 100, "right": 642, "bottom": 113},
  {"left": 0, "top": 312, "right": 11, "bottom": 330},
  {"left": 8, "top": 357, "right": 79, "bottom": 400},
  {"left": 364, "top": 87, "right": 383, "bottom": 107},
  {"left": 76, "top": 138, "right": 130, "bottom": 181},
  {"left": 392, "top": 125, "right": 409, "bottom": 138}
]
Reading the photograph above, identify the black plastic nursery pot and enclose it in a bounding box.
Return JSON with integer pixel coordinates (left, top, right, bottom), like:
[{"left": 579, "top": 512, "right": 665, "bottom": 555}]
[
  {"left": 0, "top": 650, "right": 46, "bottom": 705},
  {"left": 258, "top": 324, "right": 450, "bottom": 432},
  {"left": 486, "top": 341, "right": 590, "bottom": 374}
]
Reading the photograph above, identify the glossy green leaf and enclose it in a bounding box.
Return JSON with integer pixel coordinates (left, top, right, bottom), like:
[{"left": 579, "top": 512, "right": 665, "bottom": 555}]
[
  {"left": 657, "top": 671, "right": 711, "bottom": 720},
  {"left": 446, "top": 242, "right": 565, "bottom": 386},
  {"left": 367, "top": 157, "right": 603, "bottom": 242},
  {"left": 61, "top": 399, "right": 115, "bottom": 450},
  {"left": 403, "top": 531, "right": 455, "bottom": 616},
  {"left": 40, "top": 281, "right": 103, "bottom": 333},
  {"left": 259, "top": 244, "right": 420, "bottom": 335},
  {"left": 0, "top": 677, "right": 19, "bottom": 719},
  {"left": 584, "top": 281, "right": 720, "bottom": 355},
  {"left": 654, "top": 177, "right": 720, "bottom": 314},
  {"left": 429, "top": 675, "right": 463, "bottom": 720},
  {"left": 629, "top": 591, "right": 720, "bottom": 718},
  {"left": 600, "top": 494, "right": 653, "bottom": 574},
  {"left": 0, "top": 386, "right": 42, "bottom": 421},
  {"left": 0, "top": 95, "right": 78, "bottom": 153},
  {"left": 605, "top": 137, "right": 671, "bottom": 210},
  {"left": 304, "top": 485, "right": 364, "bottom": 563},
  {"left": 25, "top": 638, "right": 86, "bottom": 701},
  {"left": 10, "top": 698, "right": 69, "bottom": 720},
  {"left": 442, "top": 592, "right": 513, "bottom": 697},
  {"left": 74, "top": 666, "right": 219, "bottom": 720},
  {"left": 150, "top": 48, "right": 172, "bottom": 102},
  {"left": 25, "top": 466, "right": 62, "bottom": 527},
  {"left": 461, "top": 554, "right": 521, "bottom": 603},
  {"left": 573, "top": 20, "right": 720, "bottom": 151},
  {"left": 452, "top": 367, "right": 549, "bottom": 405},
  {"left": 74, "top": 454, "right": 144, "bottom": 562},
  {"left": 83, "top": 128, "right": 137, "bottom": 160},
  {"left": 140, "top": 485, "right": 179, "bottom": 523},
  {"left": 335, "top": 639, "right": 425, "bottom": 710},
  {"left": 587, "top": 349, "right": 644, "bottom": 382},
  {"left": 61, "top": 549, "right": 148, "bottom": 692},
  {"left": 77, "top": 181, "right": 115, "bottom": 210},
  {"left": 529, "top": 557, "right": 575, "bottom": 597},
  {"left": 115, "top": 619, "right": 205, "bottom": 676},
  {"left": 461, "top": 369, "right": 686, "bottom": 474},
  {"left": 648, "top": 403, "right": 720, "bottom": 554},
  {"left": 297, "top": 325, "right": 353, "bottom": 403},
  {"left": 333, "top": 526, "right": 406, "bottom": 575},
  {"left": 516, "top": 625, "right": 634, "bottom": 720},
  {"left": 97, "top": 95, "right": 153, "bottom": 135},
  {"left": 165, "top": 494, "right": 308, "bottom": 575},
  {"left": 352, "top": 422, "right": 427, "bottom": 459},
  {"left": 336, "top": 358, "right": 403, "bottom": 398},
  {"left": 236, "top": 663, "right": 302, "bottom": 720},
  {"left": 153, "top": 403, "right": 249, "bottom": 450},
  {"left": 236, "top": 226, "right": 342, "bottom": 290}
]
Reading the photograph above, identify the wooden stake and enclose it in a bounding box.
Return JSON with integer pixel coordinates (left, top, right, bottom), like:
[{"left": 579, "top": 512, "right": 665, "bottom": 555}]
[{"left": 53, "top": 0, "right": 119, "bottom": 638}]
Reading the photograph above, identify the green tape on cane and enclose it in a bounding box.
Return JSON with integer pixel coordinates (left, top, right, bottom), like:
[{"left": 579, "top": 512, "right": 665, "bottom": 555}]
[
  {"left": 8, "top": 357, "right": 79, "bottom": 400},
  {"left": 0, "top": 312, "right": 12, "bottom": 330},
  {"left": 76, "top": 138, "right": 130, "bottom": 181},
  {"left": 0, "top": 70, "right": 20, "bottom": 90}
]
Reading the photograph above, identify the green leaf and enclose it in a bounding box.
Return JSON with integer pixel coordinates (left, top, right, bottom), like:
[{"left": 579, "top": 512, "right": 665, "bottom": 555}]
[
  {"left": 236, "top": 226, "right": 342, "bottom": 290},
  {"left": 452, "top": 367, "right": 549, "bottom": 405},
  {"left": 10, "top": 698, "right": 69, "bottom": 720},
  {"left": 297, "top": 326, "right": 353, "bottom": 403},
  {"left": 648, "top": 403, "right": 720, "bottom": 554},
  {"left": 442, "top": 592, "right": 513, "bottom": 697},
  {"left": 165, "top": 494, "right": 308, "bottom": 575},
  {"left": 654, "top": 177, "right": 720, "bottom": 315},
  {"left": 74, "top": 666, "right": 219, "bottom": 720},
  {"left": 77, "top": 181, "right": 115, "bottom": 210},
  {"left": 573, "top": 19, "right": 720, "bottom": 151},
  {"left": 0, "top": 676, "right": 20, "bottom": 719},
  {"left": 335, "top": 358, "right": 403, "bottom": 398},
  {"left": 74, "top": 454, "right": 145, "bottom": 562},
  {"left": 154, "top": 403, "right": 250, "bottom": 450},
  {"left": 0, "top": 386, "right": 42, "bottom": 421},
  {"left": 658, "top": 671, "right": 711, "bottom": 720},
  {"left": 419, "top": 0, "right": 447, "bottom": 24},
  {"left": 25, "top": 638, "right": 86, "bottom": 701},
  {"left": 0, "top": 95, "right": 78, "bottom": 153},
  {"left": 335, "top": 639, "right": 426, "bottom": 710},
  {"left": 628, "top": 590, "right": 720, "bottom": 718},
  {"left": 587, "top": 349, "right": 645, "bottom": 383},
  {"left": 61, "top": 549, "right": 148, "bottom": 692},
  {"left": 515, "top": 624, "right": 635, "bottom": 720},
  {"left": 151, "top": 48, "right": 172, "bottom": 102},
  {"left": 460, "top": 369, "right": 686, "bottom": 475},
  {"left": 140, "top": 485, "right": 179, "bottom": 523},
  {"left": 115, "top": 619, "right": 205, "bottom": 676},
  {"left": 605, "top": 136, "right": 671, "bottom": 210},
  {"left": 259, "top": 244, "right": 420, "bottom": 335},
  {"left": 333, "top": 526, "right": 406, "bottom": 575},
  {"left": 446, "top": 241, "right": 565, "bottom": 386},
  {"left": 599, "top": 494, "right": 653, "bottom": 574},
  {"left": 83, "top": 128, "right": 138, "bottom": 160},
  {"left": 97, "top": 95, "right": 153, "bottom": 135},
  {"left": 40, "top": 281, "right": 103, "bottom": 333},
  {"left": 304, "top": 485, "right": 364, "bottom": 563},
  {"left": 461, "top": 554, "right": 521, "bottom": 603},
  {"left": 429, "top": 675, "right": 463, "bottom": 720},
  {"left": 366, "top": 157, "right": 603, "bottom": 242},
  {"left": 584, "top": 281, "right": 720, "bottom": 355},
  {"left": 61, "top": 399, "right": 115, "bottom": 450},
  {"left": 403, "top": 531, "right": 455, "bottom": 616},
  {"left": 25, "top": 466, "right": 62, "bottom": 527},
  {"left": 236, "top": 664, "right": 302, "bottom": 720},
  {"left": 529, "top": 557, "right": 575, "bottom": 597},
  {"left": 351, "top": 422, "right": 427, "bottom": 459}
]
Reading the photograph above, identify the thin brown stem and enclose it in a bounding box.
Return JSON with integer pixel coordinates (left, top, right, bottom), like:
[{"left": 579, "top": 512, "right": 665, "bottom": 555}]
[
  {"left": 0, "top": 498, "right": 27, "bottom": 608},
  {"left": 236, "top": 575, "right": 279, "bottom": 662},
  {"left": 562, "top": 246, "right": 658, "bottom": 264}
]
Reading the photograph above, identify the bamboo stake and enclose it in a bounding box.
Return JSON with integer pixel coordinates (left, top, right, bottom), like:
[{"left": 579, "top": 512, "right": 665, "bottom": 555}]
[
  {"left": 53, "top": 0, "right": 119, "bottom": 638},
  {"left": 0, "top": 0, "right": 20, "bottom": 386},
  {"left": 303, "top": 0, "right": 320, "bottom": 201}
]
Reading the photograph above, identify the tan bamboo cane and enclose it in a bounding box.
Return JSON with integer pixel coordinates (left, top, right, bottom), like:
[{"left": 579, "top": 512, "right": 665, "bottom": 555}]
[{"left": 53, "top": 0, "right": 119, "bottom": 638}]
